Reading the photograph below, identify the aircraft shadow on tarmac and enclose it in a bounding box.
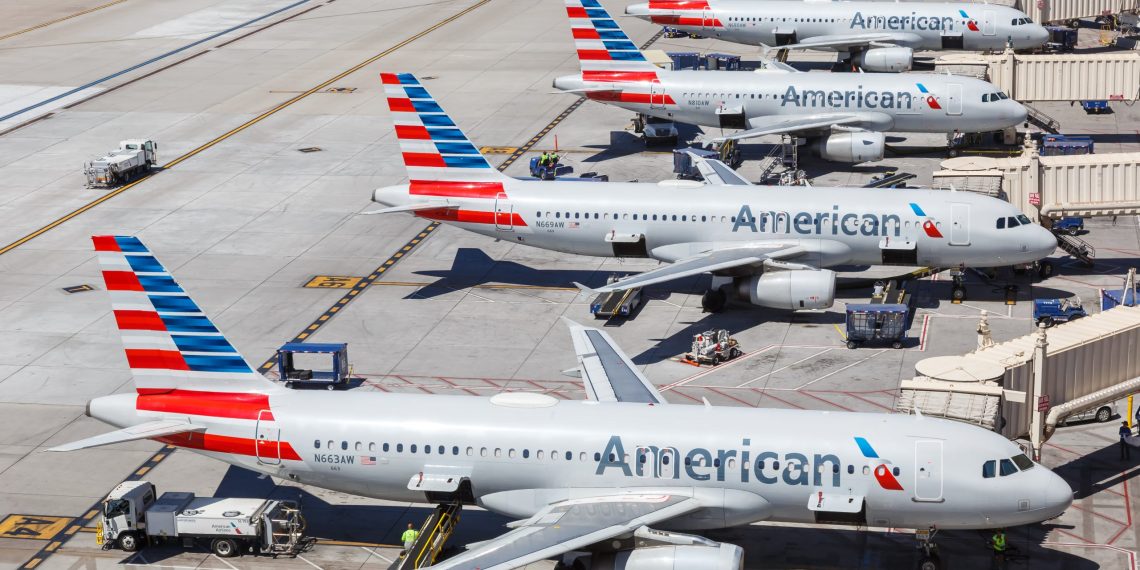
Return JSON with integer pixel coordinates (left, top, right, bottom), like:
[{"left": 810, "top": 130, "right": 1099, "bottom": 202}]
[
  {"left": 407, "top": 248, "right": 601, "bottom": 300},
  {"left": 128, "top": 464, "right": 1099, "bottom": 569}
]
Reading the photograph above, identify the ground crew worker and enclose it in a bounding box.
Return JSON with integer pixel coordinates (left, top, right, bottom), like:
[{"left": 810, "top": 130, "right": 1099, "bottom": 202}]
[
  {"left": 1121, "top": 421, "right": 1133, "bottom": 460},
  {"left": 990, "top": 528, "right": 1007, "bottom": 568},
  {"left": 539, "top": 151, "right": 550, "bottom": 167},
  {"left": 401, "top": 522, "right": 419, "bottom": 556},
  {"left": 548, "top": 152, "right": 560, "bottom": 166}
]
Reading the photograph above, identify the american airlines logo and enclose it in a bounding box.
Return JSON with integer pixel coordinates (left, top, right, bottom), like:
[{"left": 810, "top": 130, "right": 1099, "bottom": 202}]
[
  {"left": 849, "top": 12, "right": 958, "bottom": 32},
  {"left": 781, "top": 85, "right": 917, "bottom": 110},
  {"left": 731, "top": 205, "right": 906, "bottom": 237}
]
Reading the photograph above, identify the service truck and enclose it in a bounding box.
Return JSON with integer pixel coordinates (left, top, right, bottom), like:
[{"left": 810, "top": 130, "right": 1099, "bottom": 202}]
[
  {"left": 84, "top": 139, "right": 158, "bottom": 188},
  {"left": 98, "top": 481, "right": 306, "bottom": 557}
]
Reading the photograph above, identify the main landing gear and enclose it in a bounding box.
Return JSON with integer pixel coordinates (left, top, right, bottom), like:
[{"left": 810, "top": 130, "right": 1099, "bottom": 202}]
[
  {"left": 701, "top": 288, "right": 727, "bottom": 313},
  {"left": 915, "top": 527, "right": 941, "bottom": 570}
]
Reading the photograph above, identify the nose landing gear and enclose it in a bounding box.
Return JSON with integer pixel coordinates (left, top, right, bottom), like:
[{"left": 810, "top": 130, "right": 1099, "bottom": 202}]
[{"left": 915, "top": 527, "right": 941, "bottom": 570}]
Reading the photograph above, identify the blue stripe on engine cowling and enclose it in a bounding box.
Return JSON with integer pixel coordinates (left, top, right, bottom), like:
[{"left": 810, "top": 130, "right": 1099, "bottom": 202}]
[
  {"left": 114, "top": 236, "right": 149, "bottom": 252},
  {"left": 403, "top": 86, "right": 431, "bottom": 99},
  {"left": 419, "top": 114, "right": 456, "bottom": 127},
  {"left": 435, "top": 142, "right": 479, "bottom": 155},
  {"left": 411, "top": 100, "right": 444, "bottom": 113},
  {"left": 854, "top": 437, "right": 879, "bottom": 458},
  {"left": 137, "top": 275, "right": 183, "bottom": 293},
  {"left": 160, "top": 315, "right": 221, "bottom": 333},
  {"left": 426, "top": 128, "right": 466, "bottom": 141},
  {"left": 184, "top": 354, "right": 252, "bottom": 373},
  {"left": 172, "top": 335, "right": 239, "bottom": 353},
  {"left": 126, "top": 255, "right": 166, "bottom": 273},
  {"left": 609, "top": 51, "right": 647, "bottom": 61},
  {"left": 148, "top": 295, "right": 199, "bottom": 312},
  {"left": 442, "top": 156, "right": 490, "bottom": 168}
]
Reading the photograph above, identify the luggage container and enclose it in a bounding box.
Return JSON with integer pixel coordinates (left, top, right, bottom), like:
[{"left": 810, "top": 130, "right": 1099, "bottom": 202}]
[
  {"left": 277, "top": 342, "right": 350, "bottom": 389},
  {"left": 1041, "top": 134, "right": 1094, "bottom": 156},
  {"left": 844, "top": 304, "right": 910, "bottom": 349},
  {"left": 1044, "top": 26, "right": 1078, "bottom": 51},
  {"left": 705, "top": 53, "right": 741, "bottom": 71},
  {"left": 666, "top": 51, "right": 701, "bottom": 70},
  {"left": 673, "top": 147, "right": 719, "bottom": 179},
  {"left": 1080, "top": 100, "right": 1109, "bottom": 113}
]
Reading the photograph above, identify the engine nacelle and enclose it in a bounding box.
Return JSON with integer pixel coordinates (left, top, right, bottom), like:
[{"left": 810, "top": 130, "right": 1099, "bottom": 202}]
[
  {"left": 589, "top": 544, "right": 744, "bottom": 570},
  {"left": 734, "top": 270, "right": 836, "bottom": 310},
  {"left": 813, "top": 131, "right": 885, "bottom": 163},
  {"left": 851, "top": 47, "right": 913, "bottom": 72}
]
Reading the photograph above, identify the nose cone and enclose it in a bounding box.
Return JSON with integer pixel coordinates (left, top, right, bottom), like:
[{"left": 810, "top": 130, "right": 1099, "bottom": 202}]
[
  {"left": 1029, "top": 24, "right": 1050, "bottom": 47},
  {"left": 1039, "top": 470, "right": 1074, "bottom": 519},
  {"left": 553, "top": 74, "right": 585, "bottom": 93},
  {"left": 372, "top": 184, "right": 407, "bottom": 207},
  {"left": 625, "top": 2, "right": 650, "bottom": 18},
  {"left": 1007, "top": 100, "right": 1028, "bottom": 127},
  {"left": 1031, "top": 224, "right": 1059, "bottom": 260}
]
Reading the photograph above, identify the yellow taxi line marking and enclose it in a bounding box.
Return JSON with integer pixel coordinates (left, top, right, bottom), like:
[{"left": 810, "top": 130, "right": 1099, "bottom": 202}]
[{"left": 0, "top": 0, "right": 129, "bottom": 43}]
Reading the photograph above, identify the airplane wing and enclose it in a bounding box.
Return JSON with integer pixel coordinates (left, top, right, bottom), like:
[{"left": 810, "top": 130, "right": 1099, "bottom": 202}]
[
  {"left": 693, "top": 156, "right": 751, "bottom": 186},
  {"left": 575, "top": 244, "right": 805, "bottom": 294},
  {"left": 45, "top": 420, "right": 205, "bottom": 452},
  {"left": 716, "top": 113, "right": 891, "bottom": 142},
  {"left": 428, "top": 493, "right": 702, "bottom": 570},
  {"left": 778, "top": 32, "right": 923, "bottom": 51},
  {"left": 563, "top": 318, "right": 666, "bottom": 404}
]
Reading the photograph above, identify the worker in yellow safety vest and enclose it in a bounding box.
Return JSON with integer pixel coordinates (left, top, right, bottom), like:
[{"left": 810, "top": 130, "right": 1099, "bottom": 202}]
[
  {"left": 990, "top": 528, "right": 1007, "bottom": 567},
  {"left": 401, "top": 522, "right": 419, "bottom": 556}
]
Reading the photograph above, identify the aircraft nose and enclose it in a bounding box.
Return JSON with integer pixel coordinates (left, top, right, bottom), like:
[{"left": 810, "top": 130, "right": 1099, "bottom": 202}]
[
  {"left": 372, "top": 184, "right": 406, "bottom": 207},
  {"left": 1031, "top": 24, "right": 1050, "bottom": 46},
  {"left": 1009, "top": 100, "right": 1028, "bottom": 126},
  {"left": 1040, "top": 469, "right": 1073, "bottom": 517},
  {"left": 1032, "top": 224, "right": 1059, "bottom": 259},
  {"left": 625, "top": 2, "right": 650, "bottom": 17}
]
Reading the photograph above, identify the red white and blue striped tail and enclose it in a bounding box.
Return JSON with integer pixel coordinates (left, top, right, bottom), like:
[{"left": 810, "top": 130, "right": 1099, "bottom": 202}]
[
  {"left": 93, "top": 236, "right": 273, "bottom": 395},
  {"left": 382, "top": 72, "right": 505, "bottom": 186},
  {"left": 567, "top": 0, "right": 660, "bottom": 81}
]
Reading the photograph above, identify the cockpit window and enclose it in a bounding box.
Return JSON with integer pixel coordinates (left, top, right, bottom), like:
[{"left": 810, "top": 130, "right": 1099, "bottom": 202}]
[
  {"left": 1007, "top": 216, "right": 1021, "bottom": 228},
  {"left": 996, "top": 217, "right": 1005, "bottom": 229},
  {"left": 1012, "top": 454, "right": 1034, "bottom": 471},
  {"left": 982, "top": 460, "right": 996, "bottom": 478},
  {"left": 1017, "top": 214, "right": 1031, "bottom": 224},
  {"left": 999, "top": 458, "right": 1018, "bottom": 476}
]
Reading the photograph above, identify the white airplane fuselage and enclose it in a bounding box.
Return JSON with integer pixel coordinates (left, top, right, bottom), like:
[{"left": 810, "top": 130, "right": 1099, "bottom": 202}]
[
  {"left": 628, "top": 0, "right": 1049, "bottom": 51},
  {"left": 88, "top": 388, "right": 1072, "bottom": 531},
  {"left": 554, "top": 69, "right": 1028, "bottom": 135},
  {"left": 374, "top": 182, "right": 1059, "bottom": 270}
]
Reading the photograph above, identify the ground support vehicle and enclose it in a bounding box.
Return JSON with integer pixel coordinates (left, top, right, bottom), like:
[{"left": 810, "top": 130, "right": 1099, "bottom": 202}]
[
  {"left": 84, "top": 139, "right": 158, "bottom": 188},
  {"left": 1033, "top": 297, "right": 1087, "bottom": 327},
  {"left": 99, "top": 481, "right": 306, "bottom": 557},
  {"left": 1052, "top": 216, "right": 1084, "bottom": 235},
  {"left": 684, "top": 329, "right": 742, "bottom": 365},
  {"left": 277, "top": 342, "right": 350, "bottom": 390},
  {"left": 845, "top": 304, "right": 910, "bottom": 349}
]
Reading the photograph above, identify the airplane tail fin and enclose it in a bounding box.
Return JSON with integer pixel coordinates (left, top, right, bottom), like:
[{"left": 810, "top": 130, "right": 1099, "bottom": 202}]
[
  {"left": 566, "top": 0, "right": 663, "bottom": 82},
  {"left": 382, "top": 72, "right": 507, "bottom": 193},
  {"left": 93, "top": 235, "right": 275, "bottom": 395}
]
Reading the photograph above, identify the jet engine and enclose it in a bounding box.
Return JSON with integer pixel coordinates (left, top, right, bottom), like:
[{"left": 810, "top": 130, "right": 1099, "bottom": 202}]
[
  {"left": 851, "top": 47, "right": 913, "bottom": 72},
  {"left": 734, "top": 270, "right": 836, "bottom": 310},
  {"left": 588, "top": 543, "right": 744, "bottom": 570},
  {"left": 813, "top": 131, "right": 885, "bottom": 163}
]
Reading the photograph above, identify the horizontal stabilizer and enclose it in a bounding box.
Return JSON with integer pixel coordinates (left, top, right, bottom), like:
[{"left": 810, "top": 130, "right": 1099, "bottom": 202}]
[
  {"left": 361, "top": 202, "right": 454, "bottom": 215},
  {"left": 46, "top": 420, "right": 204, "bottom": 452},
  {"left": 553, "top": 87, "right": 623, "bottom": 95}
]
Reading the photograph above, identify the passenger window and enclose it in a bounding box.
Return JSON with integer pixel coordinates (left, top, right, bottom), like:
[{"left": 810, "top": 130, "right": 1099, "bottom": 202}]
[
  {"left": 341, "top": 441, "right": 348, "bottom": 451},
  {"left": 566, "top": 451, "right": 573, "bottom": 461},
  {"left": 355, "top": 442, "right": 361, "bottom": 451},
  {"left": 314, "top": 440, "right": 321, "bottom": 449},
  {"left": 999, "top": 458, "right": 1018, "bottom": 476},
  {"left": 368, "top": 442, "right": 375, "bottom": 452},
  {"left": 996, "top": 217, "right": 1005, "bottom": 229},
  {"left": 580, "top": 452, "right": 587, "bottom": 461},
  {"left": 438, "top": 446, "right": 444, "bottom": 454},
  {"left": 847, "top": 465, "right": 855, "bottom": 474},
  {"left": 480, "top": 447, "right": 488, "bottom": 457},
  {"left": 466, "top": 446, "right": 473, "bottom": 456},
  {"left": 983, "top": 460, "right": 996, "bottom": 478},
  {"left": 411, "top": 444, "right": 417, "bottom": 453},
  {"left": 452, "top": 446, "right": 459, "bottom": 455},
  {"left": 383, "top": 443, "right": 390, "bottom": 452},
  {"left": 892, "top": 467, "right": 900, "bottom": 476},
  {"left": 509, "top": 449, "right": 516, "bottom": 458},
  {"left": 1012, "top": 454, "right": 1034, "bottom": 471},
  {"left": 328, "top": 440, "right": 334, "bottom": 449},
  {"left": 397, "top": 443, "right": 404, "bottom": 452},
  {"left": 537, "top": 450, "right": 545, "bottom": 460},
  {"left": 523, "top": 449, "right": 530, "bottom": 458},
  {"left": 494, "top": 448, "right": 502, "bottom": 458}
]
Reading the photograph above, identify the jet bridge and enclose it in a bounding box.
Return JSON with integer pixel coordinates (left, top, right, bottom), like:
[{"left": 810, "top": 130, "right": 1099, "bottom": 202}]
[
  {"left": 933, "top": 137, "right": 1140, "bottom": 220},
  {"left": 904, "top": 291, "right": 1140, "bottom": 459},
  {"left": 936, "top": 49, "right": 1140, "bottom": 102}
]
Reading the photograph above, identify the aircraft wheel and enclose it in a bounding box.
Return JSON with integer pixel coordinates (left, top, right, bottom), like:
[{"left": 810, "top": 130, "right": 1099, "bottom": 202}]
[
  {"left": 701, "top": 288, "right": 727, "bottom": 313},
  {"left": 118, "top": 532, "right": 141, "bottom": 552},
  {"left": 1038, "top": 261, "right": 1054, "bottom": 279},
  {"left": 918, "top": 555, "right": 941, "bottom": 570},
  {"left": 951, "top": 286, "right": 966, "bottom": 301}
]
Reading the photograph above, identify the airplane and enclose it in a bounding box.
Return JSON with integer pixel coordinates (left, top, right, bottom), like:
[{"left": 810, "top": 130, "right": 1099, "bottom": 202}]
[
  {"left": 552, "top": 0, "right": 1029, "bottom": 163},
  {"left": 53, "top": 234, "right": 1072, "bottom": 569},
  {"left": 625, "top": 0, "right": 1050, "bottom": 71},
  {"left": 370, "top": 71, "right": 1058, "bottom": 312}
]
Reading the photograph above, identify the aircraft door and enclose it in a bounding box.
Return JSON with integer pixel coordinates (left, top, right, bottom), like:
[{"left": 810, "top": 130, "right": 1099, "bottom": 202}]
[
  {"left": 701, "top": 10, "right": 715, "bottom": 31},
  {"left": 913, "top": 440, "right": 944, "bottom": 502},
  {"left": 982, "top": 10, "right": 997, "bottom": 36},
  {"left": 649, "top": 83, "right": 667, "bottom": 110},
  {"left": 494, "top": 192, "right": 514, "bottom": 232},
  {"left": 945, "top": 83, "right": 963, "bottom": 116},
  {"left": 950, "top": 203, "right": 970, "bottom": 245},
  {"left": 255, "top": 409, "right": 281, "bottom": 465}
]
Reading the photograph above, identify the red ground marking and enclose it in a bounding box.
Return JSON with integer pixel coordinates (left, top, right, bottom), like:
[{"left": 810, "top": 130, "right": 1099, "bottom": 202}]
[
  {"left": 706, "top": 387, "right": 758, "bottom": 407},
  {"left": 434, "top": 376, "right": 479, "bottom": 396},
  {"left": 747, "top": 388, "right": 805, "bottom": 409},
  {"left": 796, "top": 391, "right": 855, "bottom": 412},
  {"left": 394, "top": 375, "right": 433, "bottom": 394},
  {"left": 665, "top": 388, "right": 703, "bottom": 403}
]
